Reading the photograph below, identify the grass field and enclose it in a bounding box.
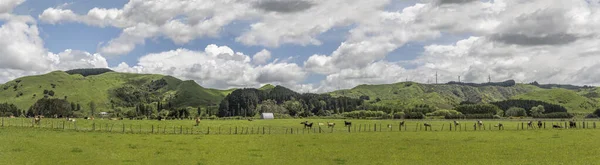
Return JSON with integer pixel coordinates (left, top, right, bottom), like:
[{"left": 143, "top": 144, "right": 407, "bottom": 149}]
[{"left": 1, "top": 123, "right": 600, "bottom": 165}]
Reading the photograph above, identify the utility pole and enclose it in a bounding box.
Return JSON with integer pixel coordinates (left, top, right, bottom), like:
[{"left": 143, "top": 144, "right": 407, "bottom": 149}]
[
  {"left": 488, "top": 74, "right": 491, "bottom": 83},
  {"left": 435, "top": 71, "right": 438, "bottom": 84},
  {"left": 458, "top": 76, "right": 461, "bottom": 83}
]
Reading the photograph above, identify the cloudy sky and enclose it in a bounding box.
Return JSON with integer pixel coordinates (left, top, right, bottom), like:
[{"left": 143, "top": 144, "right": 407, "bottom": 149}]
[{"left": 1, "top": 0, "right": 600, "bottom": 93}]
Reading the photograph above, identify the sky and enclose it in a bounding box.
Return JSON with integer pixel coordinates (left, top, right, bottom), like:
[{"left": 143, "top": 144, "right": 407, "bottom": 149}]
[{"left": 2, "top": 0, "right": 600, "bottom": 93}]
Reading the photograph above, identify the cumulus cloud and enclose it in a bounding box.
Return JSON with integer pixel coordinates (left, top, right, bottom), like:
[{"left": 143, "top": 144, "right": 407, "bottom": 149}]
[
  {"left": 112, "top": 45, "right": 306, "bottom": 89},
  {"left": 0, "top": 0, "right": 24, "bottom": 14},
  {"left": 252, "top": 49, "right": 272, "bottom": 65},
  {"left": 0, "top": 1, "right": 110, "bottom": 83},
  {"left": 253, "top": 0, "right": 315, "bottom": 13},
  {"left": 39, "top": 0, "right": 261, "bottom": 55}
]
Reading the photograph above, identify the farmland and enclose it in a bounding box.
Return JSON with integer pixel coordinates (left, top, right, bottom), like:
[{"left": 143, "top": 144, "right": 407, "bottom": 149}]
[{"left": 1, "top": 118, "right": 600, "bottom": 164}]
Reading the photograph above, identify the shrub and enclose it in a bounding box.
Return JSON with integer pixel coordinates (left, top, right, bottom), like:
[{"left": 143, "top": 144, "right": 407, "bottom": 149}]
[
  {"left": 585, "top": 113, "right": 599, "bottom": 118},
  {"left": 533, "top": 112, "right": 573, "bottom": 118},
  {"left": 464, "top": 114, "right": 494, "bottom": 119},
  {"left": 427, "top": 110, "right": 462, "bottom": 116},
  {"left": 505, "top": 107, "right": 527, "bottom": 117},
  {"left": 393, "top": 112, "right": 405, "bottom": 119},
  {"left": 454, "top": 104, "right": 500, "bottom": 114},
  {"left": 445, "top": 114, "right": 466, "bottom": 119},
  {"left": 404, "top": 112, "right": 424, "bottom": 119}
]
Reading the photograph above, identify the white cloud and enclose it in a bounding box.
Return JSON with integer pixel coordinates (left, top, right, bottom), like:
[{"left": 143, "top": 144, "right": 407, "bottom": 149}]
[
  {"left": 236, "top": 0, "right": 390, "bottom": 47},
  {"left": 39, "top": 0, "right": 261, "bottom": 55},
  {"left": 0, "top": 1, "right": 110, "bottom": 83},
  {"left": 112, "top": 45, "right": 306, "bottom": 89},
  {"left": 252, "top": 49, "right": 272, "bottom": 65},
  {"left": 0, "top": 0, "right": 24, "bottom": 14}
]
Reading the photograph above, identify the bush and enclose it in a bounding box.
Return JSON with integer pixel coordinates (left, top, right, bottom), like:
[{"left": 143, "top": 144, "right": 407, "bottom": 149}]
[
  {"left": 427, "top": 110, "right": 461, "bottom": 116},
  {"left": 393, "top": 112, "right": 405, "bottom": 119},
  {"left": 464, "top": 114, "right": 494, "bottom": 119},
  {"left": 341, "top": 110, "right": 387, "bottom": 119},
  {"left": 404, "top": 112, "right": 424, "bottom": 119},
  {"left": 533, "top": 112, "right": 573, "bottom": 118},
  {"left": 445, "top": 114, "right": 466, "bottom": 119},
  {"left": 505, "top": 107, "right": 527, "bottom": 117},
  {"left": 454, "top": 104, "right": 500, "bottom": 114},
  {"left": 585, "top": 113, "right": 599, "bottom": 118}
]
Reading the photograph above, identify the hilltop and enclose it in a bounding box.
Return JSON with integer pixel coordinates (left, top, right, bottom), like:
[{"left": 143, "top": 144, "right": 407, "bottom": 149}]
[
  {"left": 0, "top": 70, "right": 232, "bottom": 114},
  {"left": 329, "top": 81, "right": 599, "bottom": 113}
]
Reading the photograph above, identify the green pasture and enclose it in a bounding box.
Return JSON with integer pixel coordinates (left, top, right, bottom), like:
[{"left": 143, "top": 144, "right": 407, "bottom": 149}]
[
  {"left": 1, "top": 125, "right": 600, "bottom": 164},
  {"left": 2, "top": 118, "right": 599, "bottom": 135}
]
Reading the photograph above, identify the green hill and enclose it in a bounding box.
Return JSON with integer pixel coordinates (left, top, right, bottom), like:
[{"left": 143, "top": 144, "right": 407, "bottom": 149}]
[
  {"left": 0, "top": 71, "right": 230, "bottom": 114},
  {"left": 328, "top": 82, "right": 599, "bottom": 113},
  {"left": 511, "top": 88, "right": 599, "bottom": 113}
]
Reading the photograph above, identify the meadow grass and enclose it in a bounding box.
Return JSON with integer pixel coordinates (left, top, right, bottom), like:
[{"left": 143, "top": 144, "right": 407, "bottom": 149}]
[
  {"left": 3, "top": 118, "right": 599, "bottom": 135},
  {"left": 1, "top": 125, "right": 600, "bottom": 165}
]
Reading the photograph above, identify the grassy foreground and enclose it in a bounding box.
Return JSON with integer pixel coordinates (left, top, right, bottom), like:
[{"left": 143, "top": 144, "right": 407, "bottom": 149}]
[{"left": 1, "top": 127, "right": 600, "bottom": 165}]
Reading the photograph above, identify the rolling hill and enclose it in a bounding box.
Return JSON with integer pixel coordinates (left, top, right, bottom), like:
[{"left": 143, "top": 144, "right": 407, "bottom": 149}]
[
  {"left": 0, "top": 70, "right": 232, "bottom": 114},
  {"left": 329, "top": 81, "right": 600, "bottom": 113}
]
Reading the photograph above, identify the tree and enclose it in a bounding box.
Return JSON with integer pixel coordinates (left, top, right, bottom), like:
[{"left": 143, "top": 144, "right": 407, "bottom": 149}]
[
  {"left": 29, "top": 98, "right": 73, "bottom": 117},
  {"left": 71, "top": 102, "right": 77, "bottom": 111},
  {"left": 76, "top": 103, "right": 81, "bottom": 111},
  {"left": 283, "top": 100, "right": 304, "bottom": 116},
  {"left": 505, "top": 107, "right": 527, "bottom": 117},
  {"left": 530, "top": 105, "right": 545, "bottom": 116},
  {"left": 89, "top": 101, "right": 97, "bottom": 117},
  {"left": 48, "top": 90, "right": 55, "bottom": 96}
]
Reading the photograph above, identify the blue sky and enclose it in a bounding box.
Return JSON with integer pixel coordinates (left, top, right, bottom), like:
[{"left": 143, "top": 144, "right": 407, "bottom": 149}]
[{"left": 3, "top": 0, "right": 600, "bottom": 92}]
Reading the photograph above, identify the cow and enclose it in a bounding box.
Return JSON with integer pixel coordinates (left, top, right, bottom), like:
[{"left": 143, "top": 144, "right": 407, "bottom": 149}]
[
  {"left": 327, "top": 122, "right": 335, "bottom": 128},
  {"left": 195, "top": 117, "right": 200, "bottom": 126},
  {"left": 400, "top": 121, "right": 405, "bottom": 127},
  {"left": 537, "top": 120, "right": 543, "bottom": 129},
  {"left": 453, "top": 120, "right": 460, "bottom": 126},
  {"left": 344, "top": 121, "right": 352, "bottom": 127},
  {"left": 527, "top": 121, "right": 533, "bottom": 128},
  {"left": 553, "top": 124, "right": 562, "bottom": 128},
  {"left": 569, "top": 120, "right": 576, "bottom": 128},
  {"left": 423, "top": 123, "right": 432, "bottom": 130},
  {"left": 301, "top": 121, "right": 313, "bottom": 129}
]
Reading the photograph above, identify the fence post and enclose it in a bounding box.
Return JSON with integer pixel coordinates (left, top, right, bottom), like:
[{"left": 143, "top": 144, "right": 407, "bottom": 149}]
[
  {"left": 152, "top": 125, "right": 154, "bottom": 133},
  {"left": 180, "top": 126, "right": 183, "bottom": 134},
  {"left": 594, "top": 122, "right": 597, "bottom": 129},
  {"left": 62, "top": 121, "right": 65, "bottom": 130},
  {"left": 207, "top": 127, "right": 210, "bottom": 135},
  {"left": 1, "top": 117, "right": 3, "bottom": 127},
  {"left": 379, "top": 124, "right": 382, "bottom": 132},
  {"left": 449, "top": 124, "right": 452, "bottom": 131},
  {"left": 110, "top": 124, "right": 114, "bottom": 132},
  {"left": 122, "top": 124, "right": 125, "bottom": 133},
  {"left": 74, "top": 122, "right": 77, "bottom": 131},
  {"left": 348, "top": 126, "right": 351, "bottom": 133},
  {"left": 441, "top": 124, "right": 445, "bottom": 131},
  {"left": 374, "top": 124, "right": 377, "bottom": 132},
  {"left": 359, "top": 124, "right": 362, "bottom": 132},
  {"left": 544, "top": 122, "right": 546, "bottom": 129},
  {"left": 93, "top": 122, "right": 96, "bottom": 131},
  {"left": 235, "top": 127, "right": 238, "bottom": 134},
  {"left": 319, "top": 127, "right": 322, "bottom": 133}
]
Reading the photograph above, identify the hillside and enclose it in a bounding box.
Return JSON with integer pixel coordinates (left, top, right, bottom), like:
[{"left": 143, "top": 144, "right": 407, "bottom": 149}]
[
  {"left": 328, "top": 81, "right": 599, "bottom": 113},
  {"left": 0, "top": 71, "right": 231, "bottom": 114},
  {"left": 512, "top": 88, "right": 598, "bottom": 113}
]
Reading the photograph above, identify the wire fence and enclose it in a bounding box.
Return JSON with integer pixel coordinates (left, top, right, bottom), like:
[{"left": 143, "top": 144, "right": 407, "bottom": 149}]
[{"left": 1, "top": 117, "right": 598, "bottom": 135}]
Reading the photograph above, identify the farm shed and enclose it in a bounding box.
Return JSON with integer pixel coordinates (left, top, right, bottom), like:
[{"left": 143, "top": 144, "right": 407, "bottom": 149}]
[{"left": 261, "top": 113, "right": 274, "bottom": 119}]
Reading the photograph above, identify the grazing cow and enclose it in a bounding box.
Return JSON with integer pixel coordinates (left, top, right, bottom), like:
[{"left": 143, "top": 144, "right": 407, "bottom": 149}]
[
  {"left": 387, "top": 124, "right": 392, "bottom": 128},
  {"left": 327, "top": 122, "right": 335, "bottom": 128},
  {"left": 300, "top": 121, "right": 313, "bottom": 129},
  {"left": 494, "top": 123, "right": 504, "bottom": 129},
  {"left": 400, "top": 121, "right": 405, "bottom": 127},
  {"left": 247, "top": 118, "right": 253, "bottom": 121},
  {"left": 67, "top": 118, "right": 76, "bottom": 122},
  {"left": 569, "top": 120, "right": 576, "bottom": 128},
  {"left": 477, "top": 120, "right": 483, "bottom": 127},
  {"left": 453, "top": 120, "right": 460, "bottom": 126},
  {"left": 527, "top": 121, "right": 533, "bottom": 128},
  {"left": 195, "top": 117, "right": 201, "bottom": 126},
  {"left": 344, "top": 121, "right": 352, "bottom": 127},
  {"left": 34, "top": 116, "right": 41, "bottom": 125},
  {"left": 423, "top": 123, "right": 432, "bottom": 130},
  {"left": 537, "top": 120, "right": 543, "bottom": 128},
  {"left": 553, "top": 124, "right": 562, "bottom": 128}
]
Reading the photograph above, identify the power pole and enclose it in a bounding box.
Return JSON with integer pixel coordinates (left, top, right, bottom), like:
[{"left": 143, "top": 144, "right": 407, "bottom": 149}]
[
  {"left": 435, "top": 71, "right": 438, "bottom": 84},
  {"left": 458, "top": 76, "right": 461, "bottom": 83},
  {"left": 488, "top": 74, "right": 491, "bottom": 83}
]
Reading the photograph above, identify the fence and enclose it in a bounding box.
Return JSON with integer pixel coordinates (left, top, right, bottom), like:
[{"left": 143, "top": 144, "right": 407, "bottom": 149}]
[{"left": 1, "top": 117, "right": 598, "bottom": 135}]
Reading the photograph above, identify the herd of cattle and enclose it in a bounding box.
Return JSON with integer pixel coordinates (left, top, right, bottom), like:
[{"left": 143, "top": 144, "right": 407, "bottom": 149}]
[{"left": 298, "top": 120, "right": 581, "bottom": 130}]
